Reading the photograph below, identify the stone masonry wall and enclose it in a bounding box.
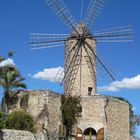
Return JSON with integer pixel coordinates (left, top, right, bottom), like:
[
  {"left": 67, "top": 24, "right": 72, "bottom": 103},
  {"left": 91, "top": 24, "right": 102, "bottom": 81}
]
[
  {"left": 76, "top": 95, "right": 130, "bottom": 140},
  {"left": 8, "top": 90, "right": 130, "bottom": 140},
  {"left": 0, "top": 129, "right": 44, "bottom": 140},
  {"left": 77, "top": 95, "right": 106, "bottom": 132},
  {"left": 10, "top": 90, "right": 61, "bottom": 137},
  {"left": 64, "top": 22, "right": 96, "bottom": 97},
  {"left": 106, "top": 97, "right": 130, "bottom": 140}
]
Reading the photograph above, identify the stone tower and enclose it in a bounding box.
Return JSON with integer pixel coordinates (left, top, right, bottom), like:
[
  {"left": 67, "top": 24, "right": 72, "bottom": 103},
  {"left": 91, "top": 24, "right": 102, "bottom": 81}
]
[
  {"left": 64, "top": 22, "right": 96, "bottom": 97},
  {"left": 63, "top": 22, "right": 130, "bottom": 140}
]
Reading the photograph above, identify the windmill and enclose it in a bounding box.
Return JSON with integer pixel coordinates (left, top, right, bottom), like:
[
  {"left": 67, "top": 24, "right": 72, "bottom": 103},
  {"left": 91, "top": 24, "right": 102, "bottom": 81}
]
[{"left": 29, "top": 0, "right": 133, "bottom": 96}]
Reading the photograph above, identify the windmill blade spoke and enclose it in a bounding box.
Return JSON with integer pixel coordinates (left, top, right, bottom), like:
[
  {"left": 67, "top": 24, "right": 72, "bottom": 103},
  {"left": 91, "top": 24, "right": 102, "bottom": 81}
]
[
  {"left": 30, "top": 40, "right": 65, "bottom": 46},
  {"left": 93, "top": 25, "right": 134, "bottom": 42},
  {"left": 96, "top": 49, "right": 117, "bottom": 80},
  {"left": 84, "top": 0, "right": 105, "bottom": 28},
  {"left": 29, "top": 33, "right": 71, "bottom": 49},
  {"left": 96, "top": 38, "right": 133, "bottom": 43},
  {"left": 61, "top": 40, "right": 82, "bottom": 85},
  {"left": 31, "top": 44, "right": 64, "bottom": 50},
  {"left": 95, "top": 33, "right": 133, "bottom": 42},
  {"left": 46, "top": 0, "right": 79, "bottom": 35},
  {"left": 30, "top": 33, "right": 68, "bottom": 43},
  {"left": 65, "top": 40, "right": 79, "bottom": 68},
  {"left": 30, "top": 41, "right": 64, "bottom": 49},
  {"left": 83, "top": 44, "right": 96, "bottom": 84},
  {"left": 54, "top": 67, "right": 64, "bottom": 83},
  {"left": 64, "top": 53, "right": 81, "bottom": 95},
  {"left": 97, "top": 63, "right": 113, "bottom": 83},
  {"left": 54, "top": 41, "right": 79, "bottom": 83},
  {"left": 84, "top": 40, "right": 115, "bottom": 81},
  {"left": 94, "top": 25, "right": 133, "bottom": 34},
  {"left": 94, "top": 31, "right": 133, "bottom": 38}
]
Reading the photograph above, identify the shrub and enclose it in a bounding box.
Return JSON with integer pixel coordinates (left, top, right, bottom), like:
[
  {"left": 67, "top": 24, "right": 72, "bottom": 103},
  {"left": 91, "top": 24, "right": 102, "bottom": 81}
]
[
  {"left": 20, "top": 93, "right": 29, "bottom": 110},
  {"left": 61, "top": 95, "right": 81, "bottom": 138},
  {"left": 6, "top": 111, "right": 35, "bottom": 132},
  {"left": 0, "top": 112, "right": 6, "bottom": 129}
]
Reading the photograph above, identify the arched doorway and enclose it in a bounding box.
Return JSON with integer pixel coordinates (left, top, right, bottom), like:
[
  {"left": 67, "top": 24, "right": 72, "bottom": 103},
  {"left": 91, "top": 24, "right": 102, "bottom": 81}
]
[
  {"left": 84, "top": 127, "right": 96, "bottom": 140},
  {"left": 96, "top": 128, "right": 104, "bottom": 140}
]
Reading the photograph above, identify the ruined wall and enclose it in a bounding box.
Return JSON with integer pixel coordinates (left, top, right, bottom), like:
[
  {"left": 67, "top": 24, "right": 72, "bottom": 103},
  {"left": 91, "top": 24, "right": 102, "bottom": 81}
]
[
  {"left": 0, "top": 129, "right": 43, "bottom": 140},
  {"left": 9, "top": 90, "right": 130, "bottom": 140},
  {"left": 11, "top": 90, "right": 61, "bottom": 137}
]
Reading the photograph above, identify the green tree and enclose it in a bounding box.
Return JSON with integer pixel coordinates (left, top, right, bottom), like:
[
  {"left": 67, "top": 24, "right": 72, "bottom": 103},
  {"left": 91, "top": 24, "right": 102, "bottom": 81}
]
[
  {"left": 0, "top": 112, "right": 6, "bottom": 129},
  {"left": 0, "top": 52, "right": 26, "bottom": 114},
  {"left": 61, "top": 95, "right": 82, "bottom": 139},
  {"left": 7, "top": 50, "right": 16, "bottom": 58},
  {"left": 0, "top": 69, "right": 26, "bottom": 114}
]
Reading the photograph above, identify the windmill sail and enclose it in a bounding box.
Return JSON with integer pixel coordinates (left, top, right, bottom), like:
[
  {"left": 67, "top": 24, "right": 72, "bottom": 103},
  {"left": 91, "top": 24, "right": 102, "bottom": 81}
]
[{"left": 30, "top": 0, "right": 134, "bottom": 96}]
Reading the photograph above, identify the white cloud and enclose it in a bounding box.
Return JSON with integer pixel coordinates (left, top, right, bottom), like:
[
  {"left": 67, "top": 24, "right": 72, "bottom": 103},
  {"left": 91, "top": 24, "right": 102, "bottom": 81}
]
[
  {"left": 31, "top": 67, "right": 64, "bottom": 83},
  {"left": 0, "top": 58, "right": 16, "bottom": 68},
  {"left": 98, "top": 75, "right": 140, "bottom": 92}
]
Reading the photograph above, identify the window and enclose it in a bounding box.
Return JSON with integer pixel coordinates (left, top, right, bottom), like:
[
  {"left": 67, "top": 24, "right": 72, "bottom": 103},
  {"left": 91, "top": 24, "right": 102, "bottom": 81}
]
[{"left": 88, "top": 87, "right": 93, "bottom": 96}]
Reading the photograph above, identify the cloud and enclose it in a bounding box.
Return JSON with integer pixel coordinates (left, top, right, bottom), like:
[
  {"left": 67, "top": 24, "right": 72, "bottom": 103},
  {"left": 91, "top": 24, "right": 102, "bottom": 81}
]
[
  {"left": 98, "top": 75, "right": 140, "bottom": 92},
  {"left": 31, "top": 67, "right": 64, "bottom": 82},
  {"left": 0, "top": 58, "right": 16, "bottom": 68}
]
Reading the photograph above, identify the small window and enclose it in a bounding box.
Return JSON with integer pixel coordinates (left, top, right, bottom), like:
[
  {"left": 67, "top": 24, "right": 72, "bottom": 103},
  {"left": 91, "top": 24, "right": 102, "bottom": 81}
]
[{"left": 88, "top": 87, "right": 93, "bottom": 96}]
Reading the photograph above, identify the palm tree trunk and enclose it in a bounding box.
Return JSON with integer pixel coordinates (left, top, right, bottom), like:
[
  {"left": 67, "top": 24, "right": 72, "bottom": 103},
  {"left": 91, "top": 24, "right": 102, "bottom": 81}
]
[{"left": 1, "top": 96, "right": 8, "bottom": 115}]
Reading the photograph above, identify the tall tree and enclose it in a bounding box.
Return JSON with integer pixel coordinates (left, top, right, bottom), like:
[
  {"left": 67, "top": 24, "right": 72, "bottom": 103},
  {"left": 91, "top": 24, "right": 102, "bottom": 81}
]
[
  {"left": 0, "top": 69, "right": 26, "bottom": 114},
  {"left": 61, "top": 95, "right": 82, "bottom": 139},
  {"left": 0, "top": 52, "right": 26, "bottom": 114}
]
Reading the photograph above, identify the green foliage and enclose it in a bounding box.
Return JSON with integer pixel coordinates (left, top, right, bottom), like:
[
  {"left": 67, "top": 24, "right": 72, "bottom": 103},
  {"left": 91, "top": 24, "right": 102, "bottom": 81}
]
[
  {"left": 20, "top": 93, "right": 29, "bottom": 110},
  {"left": 0, "top": 52, "right": 26, "bottom": 114},
  {"left": 0, "top": 56, "right": 5, "bottom": 62},
  {"left": 112, "top": 96, "right": 137, "bottom": 136},
  {"left": 0, "top": 112, "right": 6, "bottom": 129},
  {"left": 8, "top": 50, "right": 16, "bottom": 57},
  {"left": 6, "top": 111, "right": 35, "bottom": 132},
  {"left": 61, "top": 95, "right": 81, "bottom": 138}
]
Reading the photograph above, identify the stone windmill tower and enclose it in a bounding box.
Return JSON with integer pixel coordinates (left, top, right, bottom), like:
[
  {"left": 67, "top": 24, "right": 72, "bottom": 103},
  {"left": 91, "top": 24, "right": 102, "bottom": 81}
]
[{"left": 30, "top": 0, "right": 133, "bottom": 139}]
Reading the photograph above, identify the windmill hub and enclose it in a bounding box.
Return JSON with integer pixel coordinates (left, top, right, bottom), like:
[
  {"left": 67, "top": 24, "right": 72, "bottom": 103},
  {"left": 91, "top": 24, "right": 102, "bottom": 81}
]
[{"left": 70, "top": 21, "right": 92, "bottom": 39}]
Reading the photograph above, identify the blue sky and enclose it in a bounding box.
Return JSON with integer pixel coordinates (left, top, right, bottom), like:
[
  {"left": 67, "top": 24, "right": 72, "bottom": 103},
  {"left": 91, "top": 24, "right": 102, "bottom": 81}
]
[{"left": 0, "top": 0, "right": 140, "bottom": 137}]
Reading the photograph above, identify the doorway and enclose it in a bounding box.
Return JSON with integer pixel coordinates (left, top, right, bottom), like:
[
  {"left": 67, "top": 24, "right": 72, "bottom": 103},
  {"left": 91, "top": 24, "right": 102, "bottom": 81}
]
[{"left": 83, "top": 127, "right": 96, "bottom": 140}]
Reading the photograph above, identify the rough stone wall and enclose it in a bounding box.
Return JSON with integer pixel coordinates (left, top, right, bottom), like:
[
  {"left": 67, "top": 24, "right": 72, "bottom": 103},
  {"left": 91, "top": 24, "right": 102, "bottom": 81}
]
[
  {"left": 64, "top": 23, "right": 96, "bottom": 97},
  {"left": 10, "top": 90, "right": 61, "bottom": 137},
  {"left": 76, "top": 95, "right": 130, "bottom": 140},
  {"left": 106, "top": 97, "right": 130, "bottom": 140},
  {"left": 0, "top": 129, "right": 44, "bottom": 140},
  {"left": 8, "top": 90, "right": 130, "bottom": 140},
  {"left": 77, "top": 95, "right": 106, "bottom": 132}
]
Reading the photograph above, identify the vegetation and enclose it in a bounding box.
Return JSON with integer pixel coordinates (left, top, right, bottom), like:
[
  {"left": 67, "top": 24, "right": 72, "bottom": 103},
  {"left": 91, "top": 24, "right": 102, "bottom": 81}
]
[
  {"left": 20, "top": 93, "right": 29, "bottom": 110},
  {"left": 0, "top": 52, "right": 26, "bottom": 114},
  {"left": 0, "top": 110, "right": 36, "bottom": 133},
  {"left": 6, "top": 111, "right": 35, "bottom": 133},
  {"left": 0, "top": 112, "right": 6, "bottom": 129},
  {"left": 61, "top": 95, "right": 82, "bottom": 139}
]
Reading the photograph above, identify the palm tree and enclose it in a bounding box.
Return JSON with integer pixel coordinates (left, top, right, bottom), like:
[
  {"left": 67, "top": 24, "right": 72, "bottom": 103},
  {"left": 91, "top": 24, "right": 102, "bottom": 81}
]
[{"left": 0, "top": 68, "right": 26, "bottom": 114}]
